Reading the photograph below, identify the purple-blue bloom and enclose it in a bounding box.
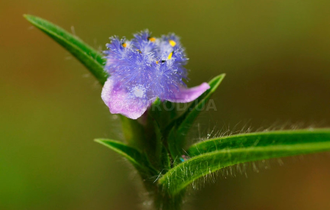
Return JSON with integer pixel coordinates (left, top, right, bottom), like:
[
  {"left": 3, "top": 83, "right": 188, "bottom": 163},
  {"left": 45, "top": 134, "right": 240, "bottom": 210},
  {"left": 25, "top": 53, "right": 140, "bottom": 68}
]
[{"left": 102, "top": 30, "right": 210, "bottom": 119}]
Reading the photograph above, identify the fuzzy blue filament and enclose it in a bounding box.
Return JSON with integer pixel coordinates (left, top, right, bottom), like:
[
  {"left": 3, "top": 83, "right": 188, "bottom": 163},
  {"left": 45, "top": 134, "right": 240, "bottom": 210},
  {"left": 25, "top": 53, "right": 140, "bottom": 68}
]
[{"left": 102, "top": 30, "right": 210, "bottom": 119}]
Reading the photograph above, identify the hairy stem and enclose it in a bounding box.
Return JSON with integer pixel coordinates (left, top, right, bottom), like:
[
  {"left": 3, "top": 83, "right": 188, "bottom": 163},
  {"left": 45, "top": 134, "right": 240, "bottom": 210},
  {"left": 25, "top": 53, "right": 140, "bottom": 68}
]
[{"left": 153, "top": 190, "right": 184, "bottom": 210}]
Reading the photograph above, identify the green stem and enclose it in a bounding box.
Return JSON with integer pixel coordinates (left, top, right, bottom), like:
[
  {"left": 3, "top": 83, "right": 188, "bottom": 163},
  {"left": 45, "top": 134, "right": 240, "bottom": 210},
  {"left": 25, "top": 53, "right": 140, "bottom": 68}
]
[
  {"left": 153, "top": 190, "right": 185, "bottom": 210},
  {"left": 120, "top": 106, "right": 185, "bottom": 210}
]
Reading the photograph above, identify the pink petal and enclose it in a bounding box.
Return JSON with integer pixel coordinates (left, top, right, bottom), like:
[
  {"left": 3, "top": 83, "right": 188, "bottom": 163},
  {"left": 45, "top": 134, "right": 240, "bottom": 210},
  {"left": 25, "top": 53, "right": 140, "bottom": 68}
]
[
  {"left": 101, "top": 78, "right": 154, "bottom": 119},
  {"left": 163, "top": 82, "right": 210, "bottom": 103}
]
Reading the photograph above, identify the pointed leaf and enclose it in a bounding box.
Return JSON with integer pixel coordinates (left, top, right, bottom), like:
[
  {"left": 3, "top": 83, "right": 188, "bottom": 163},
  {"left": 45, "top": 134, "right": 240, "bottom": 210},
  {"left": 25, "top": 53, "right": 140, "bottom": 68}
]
[
  {"left": 167, "top": 74, "right": 225, "bottom": 158},
  {"left": 95, "top": 139, "right": 157, "bottom": 175},
  {"left": 159, "top": 129, "right": 330, "bottom": 195},
  {"left": 24, "top": 14, "right": 108, "bottom": 85}
]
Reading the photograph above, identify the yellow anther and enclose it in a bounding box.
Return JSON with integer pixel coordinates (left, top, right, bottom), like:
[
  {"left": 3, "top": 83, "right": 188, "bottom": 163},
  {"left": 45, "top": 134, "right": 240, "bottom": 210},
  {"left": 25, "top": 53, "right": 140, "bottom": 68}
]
[
  {"left": 149, "top": 37, "right": 156, "bottom": 42},
  {"left": 136, "top": 49, "right": 142, "bottom": 53},
  {"left": 169, "top": 40, "right": 176, "bottom": 47},
  {"left": 156, "top": 61, "right": 159, "bottom": 64},
  {"left": 167, "top": 52, "right": 173, "bottom": 60},
  {"left": 122, "top": 43, "right": 127, "bottom": 48}
]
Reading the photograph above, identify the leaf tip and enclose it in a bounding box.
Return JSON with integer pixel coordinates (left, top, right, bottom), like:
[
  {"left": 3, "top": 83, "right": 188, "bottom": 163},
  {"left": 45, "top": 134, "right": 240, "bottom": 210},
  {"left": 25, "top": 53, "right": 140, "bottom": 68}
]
[
  {"left": 94, "top": 138, "right": 104, "bottom": 143},
  {"left": 23, "top": 14, "right": 33, "bottom": 21},
  {"left": 207, "top": 73, "right": 226, "bottom": 92},
  {"left": 94, "top": 139, "right": 109, "bottom": 147},
  {"left": 216, "top": 73, "right": 226, "bottom": 81}
]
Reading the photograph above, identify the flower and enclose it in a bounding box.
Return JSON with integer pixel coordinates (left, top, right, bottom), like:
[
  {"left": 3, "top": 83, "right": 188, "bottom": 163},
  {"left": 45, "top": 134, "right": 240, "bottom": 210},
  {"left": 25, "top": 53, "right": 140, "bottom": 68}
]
[{"left": 102, "top": 30, "right": 210, "bottom": 119}]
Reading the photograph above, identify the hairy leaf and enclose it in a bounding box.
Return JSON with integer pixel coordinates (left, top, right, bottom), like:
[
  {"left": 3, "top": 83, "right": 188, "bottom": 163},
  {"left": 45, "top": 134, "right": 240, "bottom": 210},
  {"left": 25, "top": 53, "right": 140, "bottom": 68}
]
[
  {"left": 188, "top": 129, "right": 330, "bottom": 156},
  {"left": 24, "top": 14, "right": 108, "bottom": 85},
  {"left": 159, "top": 129, "right": 330, "bottom": 195}
]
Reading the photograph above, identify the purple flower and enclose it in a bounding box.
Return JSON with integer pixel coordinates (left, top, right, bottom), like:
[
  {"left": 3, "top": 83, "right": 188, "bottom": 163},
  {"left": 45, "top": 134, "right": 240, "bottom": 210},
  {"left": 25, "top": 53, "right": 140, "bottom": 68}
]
[{"left": 102, "top": 30, "right": 210, "bottom": 119}]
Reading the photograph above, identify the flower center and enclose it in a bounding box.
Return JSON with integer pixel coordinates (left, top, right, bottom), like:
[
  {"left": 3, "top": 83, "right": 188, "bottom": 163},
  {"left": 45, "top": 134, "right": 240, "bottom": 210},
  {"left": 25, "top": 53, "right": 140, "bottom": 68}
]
[{"left": 132, "top": 86, "right": 145, "bottom": 98}]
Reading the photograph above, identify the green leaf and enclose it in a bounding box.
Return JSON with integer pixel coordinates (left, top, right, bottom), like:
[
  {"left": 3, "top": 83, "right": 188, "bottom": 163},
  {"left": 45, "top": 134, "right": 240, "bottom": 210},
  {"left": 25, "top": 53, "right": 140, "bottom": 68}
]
[
  {"left": 188, "top": 129, "right": 330, "bottom": 156},
  {"left": 95, "top": 139, "right": 158, "bottom": 175},
  {"left": 159, "top": 129, "right": 330, "bottom": 195},
  {"left": 167, "top": 74, "right": 226, "bottom": 159},
  {"left": 24, "top": 14, "right": 108, "bottom": 85}
]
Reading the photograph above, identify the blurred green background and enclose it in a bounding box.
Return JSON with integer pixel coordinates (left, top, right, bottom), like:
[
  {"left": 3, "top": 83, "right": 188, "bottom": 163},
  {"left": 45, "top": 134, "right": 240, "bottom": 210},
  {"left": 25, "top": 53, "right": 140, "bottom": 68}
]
[{"left": 1, "top": 0, "right": 330, "bottom": 209}]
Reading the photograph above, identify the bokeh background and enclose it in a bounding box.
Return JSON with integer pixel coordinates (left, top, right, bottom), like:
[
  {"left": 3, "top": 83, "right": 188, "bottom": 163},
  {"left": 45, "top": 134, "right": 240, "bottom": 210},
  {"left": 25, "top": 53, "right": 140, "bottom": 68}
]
[{"left": 1, "top": 0, "right": 330, "bottom": 209}]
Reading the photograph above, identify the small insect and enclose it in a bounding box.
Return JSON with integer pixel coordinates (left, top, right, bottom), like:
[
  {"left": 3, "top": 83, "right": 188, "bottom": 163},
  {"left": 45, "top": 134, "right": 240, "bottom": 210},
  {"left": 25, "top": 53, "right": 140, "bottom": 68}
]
[{"left": 179, "top": 155, "right": 190, "bottom": 162}]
